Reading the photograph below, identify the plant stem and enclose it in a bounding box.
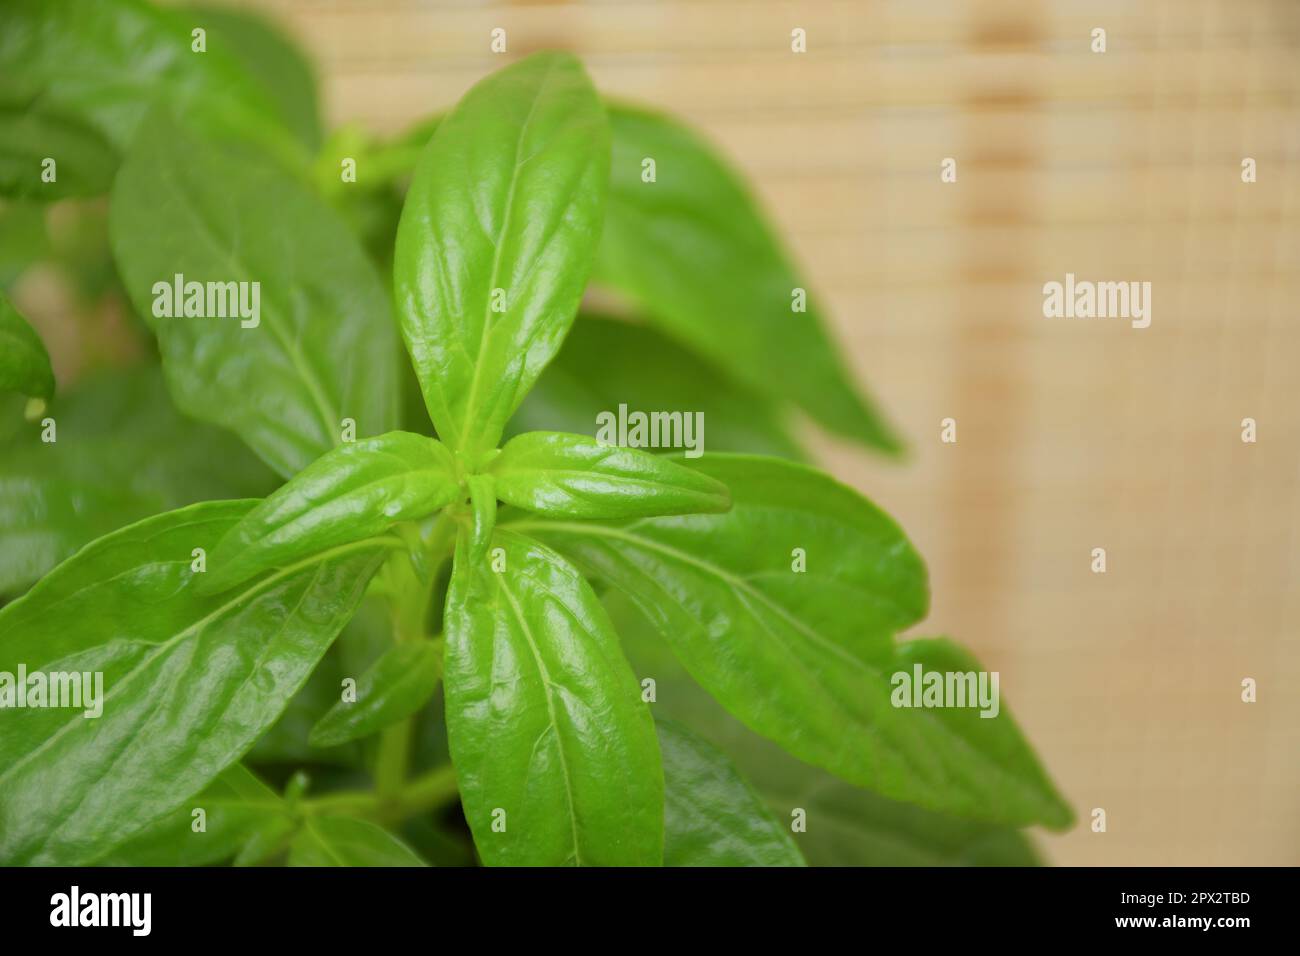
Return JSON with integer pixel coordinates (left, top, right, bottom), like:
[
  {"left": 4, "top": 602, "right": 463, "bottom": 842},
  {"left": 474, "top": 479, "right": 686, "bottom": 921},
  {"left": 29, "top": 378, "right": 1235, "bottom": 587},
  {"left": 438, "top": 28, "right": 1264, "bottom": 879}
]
[{"left": 304, "top": 764, "right": 459, "bottom": 826}]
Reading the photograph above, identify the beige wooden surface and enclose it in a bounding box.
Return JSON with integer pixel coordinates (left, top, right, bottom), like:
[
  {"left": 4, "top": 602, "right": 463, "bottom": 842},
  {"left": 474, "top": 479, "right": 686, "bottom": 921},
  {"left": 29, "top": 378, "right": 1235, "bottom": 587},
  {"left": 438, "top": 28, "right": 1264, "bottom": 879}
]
[{"left": 234, "top": 0, "right": 1298, "bottom": 865}]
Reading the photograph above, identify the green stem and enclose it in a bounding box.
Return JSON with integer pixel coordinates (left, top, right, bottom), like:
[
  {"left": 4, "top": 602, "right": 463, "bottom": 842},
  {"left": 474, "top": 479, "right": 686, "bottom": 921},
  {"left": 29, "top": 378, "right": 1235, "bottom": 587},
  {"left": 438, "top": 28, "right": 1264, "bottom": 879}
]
[{"left": 305, "top": 764, "right": 459, "bottom": 826}]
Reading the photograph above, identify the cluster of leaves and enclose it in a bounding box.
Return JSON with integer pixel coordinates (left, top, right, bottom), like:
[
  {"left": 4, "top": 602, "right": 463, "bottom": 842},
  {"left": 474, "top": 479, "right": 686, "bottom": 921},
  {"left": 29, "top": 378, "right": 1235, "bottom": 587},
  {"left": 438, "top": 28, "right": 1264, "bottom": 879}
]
[{"left": 0, "top": 0, "right": 1071, "bottom": 866}]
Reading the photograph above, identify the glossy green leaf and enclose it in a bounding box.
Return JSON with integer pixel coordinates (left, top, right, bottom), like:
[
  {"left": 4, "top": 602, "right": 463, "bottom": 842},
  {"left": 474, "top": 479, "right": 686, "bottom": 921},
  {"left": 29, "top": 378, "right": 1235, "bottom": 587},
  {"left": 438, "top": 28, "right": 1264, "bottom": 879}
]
[
  {"left": 0, "top": 95, "right": 116, "bottom": 200},
  {"left": 288, "top": 815, "right": 427, "bottom": 867},
  {"left": 192, "top": 4, "right": 322, "bottom": 151},
  {"left": 608, "top": 589, "right": 1044, "bottom": 866},
  {"left": 490, "top": 430, "right": 731, "bottom": 519},
  {"left": 94, "top": 764, "right": 291, "bottom": 867},
  {"left": 246, "top": 596, "right": 393, "bottom": 769},
  {"left": 659, "top": 721, "right": 805, "bottom": 867},
  {"left": 0, "top": 500, "right": 392, "bottom": 865},
  {"left": 0, "top": 289, "right": 54, "bottom": 400},
  {"left": 508, "top": 314, "right": 805, "bottom": 460},
  {"left": 309, "top": 638, "right": 444, "bottom": 748},
  {"left": 595, "top": 105, "right": 900, "bottom": 453},
  {"left": 0, "top": 0, "right": 303, "bottom": 171},
  {"left": 516, "top": 455, "right": 1070, "bottom": 828},
  {"left": 394, "top": 52, "right": 609, "bottom": 456},
  {"left": 200, "top": 431, "right": 459, "bottom": 594},
  {"left": 0, "top": 365, "right": 276, "bottom": 597},
  {"left": 110, "top": 112, "right": 399, "bottom": 479},
  {"left": 443, "top": 528, "right": 662, "bottom": 866}
]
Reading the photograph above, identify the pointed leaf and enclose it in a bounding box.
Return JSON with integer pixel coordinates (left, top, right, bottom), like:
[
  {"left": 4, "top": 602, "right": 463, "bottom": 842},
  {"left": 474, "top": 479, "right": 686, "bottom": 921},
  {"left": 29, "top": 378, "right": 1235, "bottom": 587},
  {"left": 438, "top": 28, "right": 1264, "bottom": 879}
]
[
  {"left": 394, "top": 52, "right": 609, "bottom": 455},
  {"left": 201, "top": 431, "right": 459, "bottom": 594},
  {"left": 515, "top": 455, "right": 1070, "bottom": 828},
  {"left": 444, "top": 528, "right": 662, "bottom": 866},
  {"left": 490, "top": 431, "right": 731, "bottom": 519},
  {"left": 610, "top": 589, "right": 1046, "bottom": 866},
  {"left": 596, "top": 105, "right": 900, "bottom": 452},
  {"left": 0, "top": 500, "right": 392, "bottom": 865},
  {"left": 309, "top": 638, "right": 444, "bottom": 748}
]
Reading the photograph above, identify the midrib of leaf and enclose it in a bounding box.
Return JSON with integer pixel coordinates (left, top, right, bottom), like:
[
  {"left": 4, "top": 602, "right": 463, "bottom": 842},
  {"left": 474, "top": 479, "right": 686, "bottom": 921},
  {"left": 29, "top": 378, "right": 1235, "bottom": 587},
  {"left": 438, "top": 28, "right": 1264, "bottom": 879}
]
[
  {"left": 0, "top": 535, "right": 402, "bottom": 790},
  {"left": 155, "top": 157, "right": 342, "bottom": 446},
  {"left": 456, "top": 58, "right": 558, "bottom": 452},
  {"left": 494, "top": 570, "right": 584, "bottom": 867}
]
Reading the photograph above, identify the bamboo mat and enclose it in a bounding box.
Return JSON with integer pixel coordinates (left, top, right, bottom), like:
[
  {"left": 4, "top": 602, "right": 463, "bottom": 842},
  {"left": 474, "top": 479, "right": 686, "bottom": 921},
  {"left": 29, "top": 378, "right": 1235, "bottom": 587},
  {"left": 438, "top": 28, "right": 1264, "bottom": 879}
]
[{"left": 222, "top": 0, "right": 1299, "bottom": 865}]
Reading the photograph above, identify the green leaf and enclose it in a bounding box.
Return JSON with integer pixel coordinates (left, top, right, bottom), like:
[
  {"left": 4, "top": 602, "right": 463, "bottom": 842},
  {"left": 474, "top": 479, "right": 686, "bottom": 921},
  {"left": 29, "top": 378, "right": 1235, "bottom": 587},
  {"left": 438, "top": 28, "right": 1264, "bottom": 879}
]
[
  {"left": 443, "top": 528, "right": 662, "bottom": 866},
  {"left": 609, "top": 589, "right": 1044, "bottom": 866},
  {"left": 200, "top": 431, "right": 459, "bottom": 594},
  {"left": 0, "top": 365, "right": 276, "bottom": 597},
  {"left": 244, "top": 597, "right": 393, "bottom": 769},
  {"left": 595, "top": 105, "right": 900, "bottom": 453},
  {"left": 888, "top": 636, "right": 1073, "bottom": 828},
  {"left": 515, "top": 455, "right": 1072, "bottom": 828},
  {"left": 0, "top": 500, "right": 393, "bottom": 865},
  {"left": 288, "top": 815, "right": 427, "bottom": 867},
  {"left": 0, "top": 0, "right": 304, "bottom": 172},
  {"left": 394, "top": 52, "right": 609, "bottom": 457},
  {"left": 309, "top": 638, "right": 444, "bottom": 748},
  {"left": 490, "top": 430, "right": 731, "bottom": 519},
  {"left": 0, "top": 289, "right": 53, "bottom": 400},
  {"left": 659, "top": 721, "right": 805, "bottom": 867},
  {"left": 110, "top": 111, "right": 399, "bottom": 479},
  {"left": 0, "top": 94, "right": 116, "bottom": 200},
  {"left": 508, "top": 314, "right": 806, "bottom": 460},
  {"left": 191, "top": 4, "right": 322, "bottom": 151},
  {"left": 94, "top": 764, "right": 291, "bottom": 867}
]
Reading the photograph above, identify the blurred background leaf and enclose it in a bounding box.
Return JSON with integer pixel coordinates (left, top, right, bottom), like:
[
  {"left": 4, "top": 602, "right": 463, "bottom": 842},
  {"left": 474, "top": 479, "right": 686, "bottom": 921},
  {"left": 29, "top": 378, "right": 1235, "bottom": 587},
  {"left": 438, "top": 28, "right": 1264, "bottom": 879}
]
[
  {"left": 0, "top": 364, "right": 276, "bottom": 598},
  {"left": 508, "top": 313, "right": 806, "bottom": 460}
]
